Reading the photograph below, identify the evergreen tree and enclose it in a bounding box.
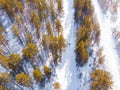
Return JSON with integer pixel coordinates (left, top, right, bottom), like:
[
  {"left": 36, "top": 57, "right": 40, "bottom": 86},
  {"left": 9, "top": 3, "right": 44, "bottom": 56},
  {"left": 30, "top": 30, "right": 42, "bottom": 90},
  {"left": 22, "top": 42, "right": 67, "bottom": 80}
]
[
  {"left": 43, "top": 65, "right": 51, "bottom": 76},
  {"left": 57, "top": 0, "right": 63, "bottom": 15},
  {"left": 55, "top": 19, "right": 63, "bottom": 35},
  {"left": 50, "top": 0, "right": 56, "bottom": 21},
  {"left": 42, "top": 34, "right": 49, "bottom": 51},
  {"left": 22, "top": 43, "right": 38, "bottom": 58},
  {"left": 0, "top": 72, "right": 11, "bottom": 85},
  {"left": 0, "top": 34, "right": 11, "bottom": 53},
  {"left": 12, "top": 25, "right": 24, "bottom": 46},
  {"left": 26, "top": 31, "right": 34, "bottom": 44},
  {"left": 53, "top": 82, "right": 61, "bottom": 90},
  {"left": 58, "top": 34, "right": 66, "bottom": 53},
  {"left": 0, "top": 55, "right": 8, "bottom": 68},
  {"left": 15, "top": 73, "right": 32, "bottom": 88},
  {"left": 0, "top": 85, "right": 8, "bottom": 90},
  {"left": 90, "top": 69, "right": 113, "bottom": 90},
  {"left": 8, "top": 53, "right": 21, "bottom": 72},
  {"left": 46, "top": 21, "right": 53, "bottom": 36},
  {"left": 30, "top": 10, "right": 40, "bottom": 29},
  {"left": 49, "top": 36, "right": 59, "bottom": 64},
  {"left": 33, "top": 67, "right": 43, "bottom": 82},
  {"left": 76, "top": 41, "right": 89, "bottom": 65}
]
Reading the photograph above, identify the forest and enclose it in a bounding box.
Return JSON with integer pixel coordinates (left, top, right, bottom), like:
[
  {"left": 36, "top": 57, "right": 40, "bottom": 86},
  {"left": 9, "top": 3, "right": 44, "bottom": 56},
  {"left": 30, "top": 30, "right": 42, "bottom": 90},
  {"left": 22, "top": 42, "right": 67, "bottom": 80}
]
[
  {"left": 0, "top": 0, "right": 65, "bottom": 90},
  {"left": 0, "top": 0, "right": 117, "bottom": 90}
]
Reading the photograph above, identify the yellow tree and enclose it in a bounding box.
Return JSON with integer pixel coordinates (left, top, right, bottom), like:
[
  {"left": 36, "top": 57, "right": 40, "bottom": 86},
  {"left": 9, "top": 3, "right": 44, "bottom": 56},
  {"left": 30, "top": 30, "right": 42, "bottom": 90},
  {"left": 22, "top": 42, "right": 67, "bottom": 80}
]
[
  {"left": 90, "top": 69, "right": 113, "bottom": 90},
  {"left": 0, "top": 72, "right": 11, "bottom": 85},
  {"left": 22, "top": 43, "right": 38, "bottom": 58},
  {"left": 26, "top": 31, "right": 34, "bottom": 44},
  {"left": 8, "top": 53, "right": 22, "bottom": 73},
  {"left": 12, "top": 25, "right": 24, "bottom": 46},
  {"left": 33, "top": 67, "right": 43, "bottom": 83},
  {"left": 46, "top": 21, "right": 53, "bottom": 36},
  {"left": 43, "top": 65, "right": 51, "bottom": 77},
  {"left": 76, "top": 40, "right": 89, "bottom": 65},
  {"left": 15, "top": 73, "right": 33, "bottom": 89},
  {"left": 55, "top": 19, "right": 63, "bottom": 35},
  {"left": 57, "top": 0, "right": 63, "bottom": 15},
  {"left": 0, "top": 85, "right": 8, "bottom": 90},
  {"left": 54, "top": 82, "right": 61, "bottom": 90},
  {"left": 0, "top": 55, "right": 9, "bottom": 69},
  {"left": 50, "top": 0, "right": 56, "bottom": 21},
  {"left": 42, "top": 34, "right": 49, "bottom": 51},
  {"left": 0, "top": 34, "right": 11, "bottom": 53}
]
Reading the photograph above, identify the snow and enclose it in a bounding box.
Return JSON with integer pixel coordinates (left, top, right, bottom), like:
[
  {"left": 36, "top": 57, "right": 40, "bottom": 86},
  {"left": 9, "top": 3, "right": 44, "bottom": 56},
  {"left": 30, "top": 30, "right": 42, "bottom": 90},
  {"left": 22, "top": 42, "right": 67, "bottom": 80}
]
[
  {"left": 1, "top": 0, "right": 120, "bottom": 89},
  {"left": 92, "top": 0, "right": 120, "bottom": 89},
  {"left": 56, "top": 0, "right": 80, "bottom": 90}
]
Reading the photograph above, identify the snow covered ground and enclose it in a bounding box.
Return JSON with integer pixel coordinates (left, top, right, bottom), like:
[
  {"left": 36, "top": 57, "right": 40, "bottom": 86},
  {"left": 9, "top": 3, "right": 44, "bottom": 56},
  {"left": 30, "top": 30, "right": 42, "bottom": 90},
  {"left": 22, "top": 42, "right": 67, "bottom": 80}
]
[
  {"left": 92, "top": 0, "right": 120, "bottom": 89},
  {"left": 56, "top": 0, "right": 80, "bottom": 90}
]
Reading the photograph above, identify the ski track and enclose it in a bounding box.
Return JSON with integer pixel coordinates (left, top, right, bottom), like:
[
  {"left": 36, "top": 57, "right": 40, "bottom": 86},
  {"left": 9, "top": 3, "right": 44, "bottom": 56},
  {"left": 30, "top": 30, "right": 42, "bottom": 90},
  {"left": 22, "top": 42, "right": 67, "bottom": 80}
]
[
  {"left": 56, "top": 0, "right": 80, "bottom": 90},
  {"left": 92, "top": 0, "right": 120, "bottom": 90}
]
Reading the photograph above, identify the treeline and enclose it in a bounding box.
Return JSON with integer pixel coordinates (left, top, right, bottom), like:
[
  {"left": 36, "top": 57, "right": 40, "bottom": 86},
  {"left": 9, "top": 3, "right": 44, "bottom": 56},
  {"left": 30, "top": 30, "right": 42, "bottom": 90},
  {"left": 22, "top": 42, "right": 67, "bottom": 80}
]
[
  {"left": 0, "top": 0, "right": 65, "bottom": 89},
  {"left": 74, "top": 0, "right": 100, "bottom": 66},
  {"left": 73, "top": 0, "right": 113, "bottom": 89}
]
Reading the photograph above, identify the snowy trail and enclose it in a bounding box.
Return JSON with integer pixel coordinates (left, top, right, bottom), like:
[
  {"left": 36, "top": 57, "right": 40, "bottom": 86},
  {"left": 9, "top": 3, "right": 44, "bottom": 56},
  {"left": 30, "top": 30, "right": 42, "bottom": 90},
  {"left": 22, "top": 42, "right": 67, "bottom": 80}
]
[
  {"left": 92, "top": 0, "right": 120, "bottom": 89},
  {"left": 56, "top": 0, "right": 80, "bottom": 90}
]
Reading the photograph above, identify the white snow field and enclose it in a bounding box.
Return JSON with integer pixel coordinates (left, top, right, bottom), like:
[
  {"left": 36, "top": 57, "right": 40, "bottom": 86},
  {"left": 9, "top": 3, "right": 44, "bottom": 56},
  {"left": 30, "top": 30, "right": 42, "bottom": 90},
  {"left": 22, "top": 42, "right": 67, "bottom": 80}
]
[
  {"left": 92, "top": 0, "right": 120, "bottom": 90},
  {"left": 56, "top": 0, "right": 80, "bottom": 90}
]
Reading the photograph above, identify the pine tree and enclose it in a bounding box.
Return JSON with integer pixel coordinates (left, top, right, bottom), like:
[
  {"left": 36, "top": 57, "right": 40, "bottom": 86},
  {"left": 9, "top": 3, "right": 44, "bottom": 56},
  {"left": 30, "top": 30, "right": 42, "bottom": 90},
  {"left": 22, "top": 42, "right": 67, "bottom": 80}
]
[
  {"left": 83, "top": 15, "right": 92, "bottom": 31},
  {"left": 76, "top": 41, "right": 89, "bottom": 65},
  {"left": 16, "top": 0, "right": 24, "bottom": 13},
  {"left": 50, "top": 0, "right": 56, "bottom": 21},
  {"left": 55, "top": 19, "right": 63, "bottom": 35},
  {"left": 26, "top": 31, "right": 34, "bottom": 44},
  {"left": 0, "top": 72, "right": 11, "bottom": 85},
  {"left": 46, "top": 21, "right": 53, "bottom": 36},
  {"left": 41, "top": 11, "right": 47, "bottom": 21},
  {"left": 42, "top": 34, "right": 49, "bottom": 51},
  {"left": 33, "top": 67, "right": 43, "bottom": 82},
  {"left": 49, "top": 36, "right": 59, "bottom": 64},
  {"left": 58, "top": 34, "right": 66, "bottom": 53},
  {"left": 0, "top": 85, "right": 8, "bottom": 90},
  {"left": 43, "top": 65, "right": 51, "bottom": 76},
  {"left": 12, "top": 25, "right": 20, "bottom": 38},
  {"left": 0, "top": 55, "right": 8, "bottom": 68},
  {"left": 31, "top": 11, "right": 40, "bottom": 29},
  {"left": 53, "top": 82, "right": 61, "bottom": 90},
  {"left": 12, "top": 25, "right": 24, "bottom": 46},
  {"left": 90, "top": 69, "right": 113, "bottom": 90},
  {"left": 0, "top": 34, "right": 11, "bottom": 53},
  {"left": 76, "top": 25, "right": 88, "bottom": 42},
  {"left": 15, "top": 73, "right": 32, "bottom": 88},
  {"left": 57, "top": 0, "right": 63, "bottom": 15},
  {"left": 37, "top": 0, "right": 48, "bottom": 21},
  {"left": 0, "top": 0, "right": 14, "bottom": 22},
  {"left": 22, "top": 43, "right": 38, "bottom": 58},
  {"left": 8, "top": 53, "right": 21, "bottom": 71},
  {"left": 97, "top": 48, "right": 105, "bottom": 64}
]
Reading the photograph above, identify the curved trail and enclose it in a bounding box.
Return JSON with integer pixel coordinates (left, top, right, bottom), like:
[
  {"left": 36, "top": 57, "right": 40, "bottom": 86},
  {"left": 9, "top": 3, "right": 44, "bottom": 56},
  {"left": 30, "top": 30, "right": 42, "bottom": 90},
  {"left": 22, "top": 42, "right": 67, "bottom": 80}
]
[
  {"left": 56, "top": 0, "right": 80, "bottom": 90},
  {"left": 92, "top": 0, "right": 120, "bottom": 89}
]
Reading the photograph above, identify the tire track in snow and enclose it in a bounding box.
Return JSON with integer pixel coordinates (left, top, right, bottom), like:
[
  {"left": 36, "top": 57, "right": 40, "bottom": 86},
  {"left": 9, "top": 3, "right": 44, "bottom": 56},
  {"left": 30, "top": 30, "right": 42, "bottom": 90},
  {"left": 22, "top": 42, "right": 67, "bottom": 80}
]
[{"left": 56, "top": 0, "right": 80, "bottom": 90}]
